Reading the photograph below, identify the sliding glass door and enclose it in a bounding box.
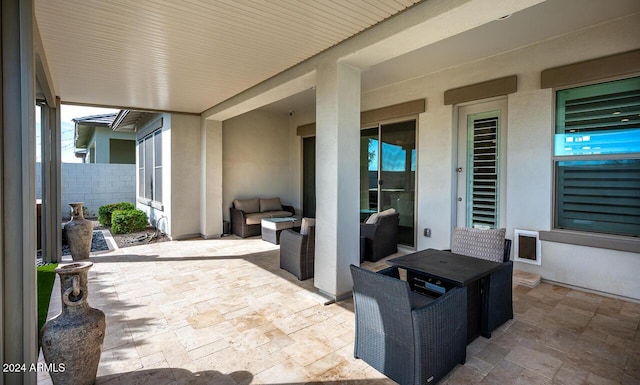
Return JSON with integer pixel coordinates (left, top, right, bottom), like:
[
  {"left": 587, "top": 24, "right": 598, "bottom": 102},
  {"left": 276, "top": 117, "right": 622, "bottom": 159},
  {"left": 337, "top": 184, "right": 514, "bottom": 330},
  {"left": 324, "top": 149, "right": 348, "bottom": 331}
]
[{"left": 360, "top": 120, "right": 416, "bottom": 247}]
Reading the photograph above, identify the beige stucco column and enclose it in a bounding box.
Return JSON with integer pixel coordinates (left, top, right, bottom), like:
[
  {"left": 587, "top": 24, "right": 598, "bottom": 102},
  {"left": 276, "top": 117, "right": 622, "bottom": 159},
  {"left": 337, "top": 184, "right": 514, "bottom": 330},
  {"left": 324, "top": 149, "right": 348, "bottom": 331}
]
[
  {"left": 1, "top": 0, "right": 38, "bottom": 383},
  {"left": 200, "top": 118, "right": 223, "bottom": 238},
  {"left": 314, "top": 60, "right": 361, "bottom": 300}
]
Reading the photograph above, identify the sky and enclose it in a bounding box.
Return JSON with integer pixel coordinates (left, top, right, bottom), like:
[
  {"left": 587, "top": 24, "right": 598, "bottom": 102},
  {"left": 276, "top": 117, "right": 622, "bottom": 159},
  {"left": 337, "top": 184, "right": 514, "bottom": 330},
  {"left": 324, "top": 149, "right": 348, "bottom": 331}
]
[{"left": 36, "top": 105, "right": 119, "bottom": 163}]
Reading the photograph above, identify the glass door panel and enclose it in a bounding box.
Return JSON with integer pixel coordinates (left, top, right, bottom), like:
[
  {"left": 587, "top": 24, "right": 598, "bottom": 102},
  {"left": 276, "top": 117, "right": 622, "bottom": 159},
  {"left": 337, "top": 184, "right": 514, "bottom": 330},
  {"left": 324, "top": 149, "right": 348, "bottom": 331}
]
[
  {"left": 360, "top": 127, "right": 379, "bottom": 221},
  {"left": 379, "top": 121, "right": 416, "bottom": 247},
  {"left": 302, "top": 136, "right": 316, "bottom": 218}
]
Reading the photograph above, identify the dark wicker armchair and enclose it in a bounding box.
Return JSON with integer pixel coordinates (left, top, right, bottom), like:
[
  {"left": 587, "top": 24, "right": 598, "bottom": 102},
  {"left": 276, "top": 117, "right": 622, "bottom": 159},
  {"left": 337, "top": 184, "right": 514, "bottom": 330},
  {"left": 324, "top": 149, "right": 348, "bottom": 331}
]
[
  {"left": 450, "top": 227, "right": 513, "bottom": 337},
  {"left": 280, "top": 225, "right": 315, "bottom": 280},
  {"left": 350, "top": 265, "right": 467, "bottom": 385},
  {"left": 485, "top": 239, "right": 513, "bottom": 335},
  {"left": 360, "top": 212, "right": 399, "bottom": 262}
]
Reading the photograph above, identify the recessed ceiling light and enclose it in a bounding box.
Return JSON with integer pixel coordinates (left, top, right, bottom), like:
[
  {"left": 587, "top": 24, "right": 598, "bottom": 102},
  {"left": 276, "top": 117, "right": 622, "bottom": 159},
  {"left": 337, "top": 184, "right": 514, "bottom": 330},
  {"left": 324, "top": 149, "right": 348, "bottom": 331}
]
[
  {"left": 497, "top": 14, "right": 512, "bottom": 20},
  {"left": 621, "top": 118, "right": 630, "bottom": 122},
  {"left": 613, "top": 111, "right": 621, "bottom": 115}
]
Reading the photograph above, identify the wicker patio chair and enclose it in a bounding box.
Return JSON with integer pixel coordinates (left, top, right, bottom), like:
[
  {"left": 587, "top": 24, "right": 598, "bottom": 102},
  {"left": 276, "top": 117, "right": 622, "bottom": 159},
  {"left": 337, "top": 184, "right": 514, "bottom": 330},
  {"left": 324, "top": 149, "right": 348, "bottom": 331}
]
[
  {"left": 279, "top": 221, "right": 315, "bottom": 280},
  {"left": 350, "top": 265, "right": 467, "bottom": 385},
  {"left": 450, "top": 227, "right": 513, "bottom": 337},
  {"left": 360, "top": 212, "right": 399, "bottom": 262}
]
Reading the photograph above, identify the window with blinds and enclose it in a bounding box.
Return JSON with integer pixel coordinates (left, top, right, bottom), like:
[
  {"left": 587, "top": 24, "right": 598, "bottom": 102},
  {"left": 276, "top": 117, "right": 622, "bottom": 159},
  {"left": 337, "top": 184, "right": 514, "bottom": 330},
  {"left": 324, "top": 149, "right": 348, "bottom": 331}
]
[
  {"left": 468, "top": 116, "right": 499, "bottom": 229},
  {"left": 554, "top": 76, "right": 640, "bottom": 236},
  {"left": 137, "top": 129, "right": 163, "bottom": 203}
]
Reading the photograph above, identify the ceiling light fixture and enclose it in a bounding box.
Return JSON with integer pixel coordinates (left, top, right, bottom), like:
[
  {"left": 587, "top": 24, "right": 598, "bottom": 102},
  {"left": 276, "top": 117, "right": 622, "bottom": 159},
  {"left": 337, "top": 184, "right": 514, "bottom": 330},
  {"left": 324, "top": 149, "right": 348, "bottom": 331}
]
[{"left": 613, "top": 111, "right": 621, "bottom": 115}]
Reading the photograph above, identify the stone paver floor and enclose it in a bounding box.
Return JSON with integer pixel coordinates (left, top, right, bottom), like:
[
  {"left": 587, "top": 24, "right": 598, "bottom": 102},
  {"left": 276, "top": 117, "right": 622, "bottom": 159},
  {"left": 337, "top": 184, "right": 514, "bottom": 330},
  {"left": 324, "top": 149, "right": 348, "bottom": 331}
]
[{"left": 39, "top": 236, "right": 640, "bottom": 384}]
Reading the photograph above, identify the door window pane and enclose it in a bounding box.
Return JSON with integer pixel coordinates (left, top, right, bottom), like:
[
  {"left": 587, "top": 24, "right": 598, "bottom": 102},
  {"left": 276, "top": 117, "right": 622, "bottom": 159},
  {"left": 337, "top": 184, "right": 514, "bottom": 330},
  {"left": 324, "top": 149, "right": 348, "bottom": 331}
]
[
  {"left": 380, "top": 121, "right": 416, "bottom": 247},
  {"left": 360, "top": 127, "right": 379, "bottom": 216}
]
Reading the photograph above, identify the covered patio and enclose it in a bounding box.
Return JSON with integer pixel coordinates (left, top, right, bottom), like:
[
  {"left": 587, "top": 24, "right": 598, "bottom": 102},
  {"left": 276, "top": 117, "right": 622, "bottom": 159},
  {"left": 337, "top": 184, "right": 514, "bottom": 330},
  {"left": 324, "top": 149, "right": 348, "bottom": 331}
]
[
  {"left": 38, "top": 239, "right": 640, "bottom": 385},
  {"left": 1, "top": 0, "right": 639, "bottom": 383}
]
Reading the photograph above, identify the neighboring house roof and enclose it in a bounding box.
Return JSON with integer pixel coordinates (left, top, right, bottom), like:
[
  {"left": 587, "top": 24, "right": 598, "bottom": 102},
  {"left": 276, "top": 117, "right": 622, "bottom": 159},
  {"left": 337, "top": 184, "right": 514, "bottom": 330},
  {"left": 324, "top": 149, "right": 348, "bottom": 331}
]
[
  {"left": 73, "top": 113, "right": 118, "bottom": 152},
  {"left": 111, "top": 110, "right": 154, "bottom": 132},
  {"left": 73, "top": 110, "right": 157, "bottom": 155}
]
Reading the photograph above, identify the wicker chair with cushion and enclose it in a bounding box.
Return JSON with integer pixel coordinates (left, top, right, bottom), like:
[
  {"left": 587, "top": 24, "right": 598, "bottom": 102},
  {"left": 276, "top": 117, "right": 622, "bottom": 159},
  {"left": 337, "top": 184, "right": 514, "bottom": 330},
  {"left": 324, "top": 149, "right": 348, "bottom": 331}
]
[
  {"left": 451, "top": 227, "right": 513, "bottom": 336},
  {"left": 279, "top": 218, "right": 315, "bottom": 280},
  {"left": 350, "top": 265, "right": 467, "bottom": 385},
  {"left": 360, "top": 209, "right": 399, "bottom": 262}
]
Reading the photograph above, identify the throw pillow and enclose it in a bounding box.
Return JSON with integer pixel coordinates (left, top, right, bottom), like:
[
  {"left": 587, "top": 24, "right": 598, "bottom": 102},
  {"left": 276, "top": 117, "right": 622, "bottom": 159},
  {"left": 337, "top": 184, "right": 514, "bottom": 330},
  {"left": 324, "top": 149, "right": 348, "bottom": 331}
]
[
  {"left": 451, "top": 227, "right": 506, "bottom": 262},
  {"left": 300, "top": 218, "right": 316, "bottom": 235},
  {"left": 364, "top": 213, "right": 379, "bottom": 225},
  {"left": 233, "top": 198, "right": 260, "bottom": 214},
  {"left": 260, "top": 198, "right": 283, "bottom": 212},
  {"left": 378, "top": 208, "right": 396, "bottom": 217},
  {"left": 364, "top": 208, "right": 396, "bottom": 225}
]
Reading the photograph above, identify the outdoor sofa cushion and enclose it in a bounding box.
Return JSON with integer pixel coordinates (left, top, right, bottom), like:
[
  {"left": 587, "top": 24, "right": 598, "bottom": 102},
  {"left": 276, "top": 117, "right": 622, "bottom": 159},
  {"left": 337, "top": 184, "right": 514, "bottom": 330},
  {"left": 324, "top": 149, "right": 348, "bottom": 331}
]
[
  {"left": 245, "top": 211, "right": 295, "bottom": 225},
  {"left": 260, "top": 198, "right": 283, "bottom": 212},
  {"left": 300, "top": 218, "right": 316, "bottom": 235},
  {"left": 233, "top": 198, "right": 260, "bottom": 214}
]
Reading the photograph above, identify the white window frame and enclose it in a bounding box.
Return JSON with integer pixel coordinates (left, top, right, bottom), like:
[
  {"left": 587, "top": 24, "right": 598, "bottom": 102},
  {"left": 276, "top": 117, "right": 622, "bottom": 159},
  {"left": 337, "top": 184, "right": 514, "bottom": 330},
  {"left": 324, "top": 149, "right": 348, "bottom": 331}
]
[{"left": 137, "top": 129, "right": 163, "bottom": 209}]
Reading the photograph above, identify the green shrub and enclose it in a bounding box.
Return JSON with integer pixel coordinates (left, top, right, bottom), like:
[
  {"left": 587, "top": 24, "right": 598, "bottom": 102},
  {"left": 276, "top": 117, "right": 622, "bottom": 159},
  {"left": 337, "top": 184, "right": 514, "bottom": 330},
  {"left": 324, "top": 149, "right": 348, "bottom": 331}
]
[
  {"left": 111, "top": 209, "right": 148, "bottom": 234},
  {"left": 98, "top": 202, "right": 135, "bottom": 227}
]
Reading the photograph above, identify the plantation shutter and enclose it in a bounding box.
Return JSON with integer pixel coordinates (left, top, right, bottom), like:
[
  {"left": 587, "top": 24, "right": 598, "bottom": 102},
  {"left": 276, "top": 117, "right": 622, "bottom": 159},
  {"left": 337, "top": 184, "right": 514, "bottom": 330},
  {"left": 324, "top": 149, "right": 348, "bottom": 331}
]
[
  {"left": 557, "top": 83, "right": 640, "bottom": 136},
  {"left": 555, "top": 76, "right": 640, "bottom": 236},
  {"left": 469, "top": 116, "right": 499, "bottom": 228},
  {"left": 556, "top": 161, "right": 640, "bottom": 236}
]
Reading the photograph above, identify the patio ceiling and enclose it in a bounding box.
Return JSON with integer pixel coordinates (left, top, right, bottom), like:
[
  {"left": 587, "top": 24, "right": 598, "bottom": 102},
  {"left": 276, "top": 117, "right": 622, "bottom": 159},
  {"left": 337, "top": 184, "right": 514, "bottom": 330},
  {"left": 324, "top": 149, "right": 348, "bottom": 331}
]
[
  {"left": 34, "top": 0, "right": 420, "bottom": 113},
  {"left": 35, "top": 0, "right": 640, "bottom": 116}
]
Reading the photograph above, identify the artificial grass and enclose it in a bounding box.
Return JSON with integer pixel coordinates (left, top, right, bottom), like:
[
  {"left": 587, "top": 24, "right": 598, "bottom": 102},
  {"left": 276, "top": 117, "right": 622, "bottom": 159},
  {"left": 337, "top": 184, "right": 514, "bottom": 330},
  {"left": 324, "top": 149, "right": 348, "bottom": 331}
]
[{"left": 37, "top": 263, "right": 58, "bottom": 339}]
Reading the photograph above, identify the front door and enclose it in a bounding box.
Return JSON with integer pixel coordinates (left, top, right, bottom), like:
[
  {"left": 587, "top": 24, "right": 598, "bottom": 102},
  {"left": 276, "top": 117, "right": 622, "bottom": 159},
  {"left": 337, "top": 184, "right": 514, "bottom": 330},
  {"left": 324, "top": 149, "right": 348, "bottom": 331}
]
[{"left": 456, "top": 99, "right": 507, "bottom": 229}]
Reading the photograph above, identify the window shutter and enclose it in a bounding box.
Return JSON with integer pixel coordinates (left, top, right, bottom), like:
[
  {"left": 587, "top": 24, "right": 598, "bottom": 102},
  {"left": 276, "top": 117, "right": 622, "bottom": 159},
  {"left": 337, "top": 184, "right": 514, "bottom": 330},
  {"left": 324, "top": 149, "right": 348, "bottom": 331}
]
[
  {"left": 560, "top": 88, "right": 640, "bottom": 134},
  {"left": 469, "top": 116, "right": 499, "bottom": 228},
  {"left": 554, "top": 77, "right": 640, "bottom": 236},
  {"left": 557, "top": 160, "right": 640, "bottom": 236}
]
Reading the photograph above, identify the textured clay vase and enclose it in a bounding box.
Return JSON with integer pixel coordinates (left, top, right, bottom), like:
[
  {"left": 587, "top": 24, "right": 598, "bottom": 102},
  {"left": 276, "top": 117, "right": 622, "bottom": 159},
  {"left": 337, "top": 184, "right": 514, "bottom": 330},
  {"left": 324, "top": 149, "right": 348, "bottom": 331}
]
[
  {"left": 41, "top": 261, "right": 106, "bottom": 385},
  {"left": 64, "top": 202, "right": 93, "bottom": 261}
]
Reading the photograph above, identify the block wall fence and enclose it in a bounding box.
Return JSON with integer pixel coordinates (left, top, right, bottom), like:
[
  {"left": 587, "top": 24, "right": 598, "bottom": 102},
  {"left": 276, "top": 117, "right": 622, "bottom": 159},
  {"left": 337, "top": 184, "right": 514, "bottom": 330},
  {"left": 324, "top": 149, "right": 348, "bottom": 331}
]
[{"left": 37, "top": 163, "right": 136, "bottom": 219}]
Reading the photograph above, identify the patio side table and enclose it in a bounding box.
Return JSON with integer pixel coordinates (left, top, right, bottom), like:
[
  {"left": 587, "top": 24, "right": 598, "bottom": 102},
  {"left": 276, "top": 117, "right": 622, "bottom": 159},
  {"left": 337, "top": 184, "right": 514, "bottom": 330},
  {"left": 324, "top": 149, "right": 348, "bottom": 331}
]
[{"left": 261, "top": 217, "right": 301, "bottom": 244}]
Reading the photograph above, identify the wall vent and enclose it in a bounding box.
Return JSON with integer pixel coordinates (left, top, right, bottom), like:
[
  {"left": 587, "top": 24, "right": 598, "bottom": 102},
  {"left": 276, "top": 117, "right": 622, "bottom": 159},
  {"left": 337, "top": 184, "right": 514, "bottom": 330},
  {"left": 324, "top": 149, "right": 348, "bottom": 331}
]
[{"left": 513, "top": 229, "right": 541, "bottom": 265}]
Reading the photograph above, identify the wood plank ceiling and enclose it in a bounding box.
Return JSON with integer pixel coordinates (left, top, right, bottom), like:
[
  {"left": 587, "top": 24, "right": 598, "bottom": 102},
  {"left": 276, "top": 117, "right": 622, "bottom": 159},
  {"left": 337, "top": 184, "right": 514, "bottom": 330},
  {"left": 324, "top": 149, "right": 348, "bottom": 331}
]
[{"left": 35, "top": 0, "right": 421, "bottom": 113}]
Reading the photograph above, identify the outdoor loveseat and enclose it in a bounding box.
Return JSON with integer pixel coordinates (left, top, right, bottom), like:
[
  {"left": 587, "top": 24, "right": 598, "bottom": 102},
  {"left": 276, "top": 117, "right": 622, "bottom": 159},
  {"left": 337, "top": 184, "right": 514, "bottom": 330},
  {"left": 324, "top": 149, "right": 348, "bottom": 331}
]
[{"left": 230, "top": 198, "right": 294, "bottom": 238}]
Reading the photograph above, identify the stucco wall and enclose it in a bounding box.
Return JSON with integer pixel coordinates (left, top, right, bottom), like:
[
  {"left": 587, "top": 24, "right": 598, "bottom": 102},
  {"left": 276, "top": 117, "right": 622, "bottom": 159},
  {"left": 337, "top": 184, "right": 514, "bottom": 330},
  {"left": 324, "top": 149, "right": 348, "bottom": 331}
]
[
  {"left": 222, "top": 109, "right": 292, "bottom": 220},
  {"left": 283, "top": 13, "right": 640, "bottom": 299},
  {"left": 361, "top": 13, "right": 640, "bottom": 299},
  {"left": 136, "top": 114, "right": 172, "bottom": 236},
  {"left": 170, "top": 113, "right": 202, "bottom": 239},
  {"left": 87, "top": 127, "right": 136, "bottom": 164}
]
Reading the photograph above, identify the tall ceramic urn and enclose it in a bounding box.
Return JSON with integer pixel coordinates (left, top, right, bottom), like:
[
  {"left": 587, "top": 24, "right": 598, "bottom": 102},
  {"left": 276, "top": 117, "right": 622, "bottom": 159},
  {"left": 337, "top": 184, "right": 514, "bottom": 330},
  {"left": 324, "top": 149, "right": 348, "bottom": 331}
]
[
  {"left": 64, "top": 202, "right": 93, "bottom": 260},
  {"left": 41, "top": 261, "right": 106, "bottom": 385}
]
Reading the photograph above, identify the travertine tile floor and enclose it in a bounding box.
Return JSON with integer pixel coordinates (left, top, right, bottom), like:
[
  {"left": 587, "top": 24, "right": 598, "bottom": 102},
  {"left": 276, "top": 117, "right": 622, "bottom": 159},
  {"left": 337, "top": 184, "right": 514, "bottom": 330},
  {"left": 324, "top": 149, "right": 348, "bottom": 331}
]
[{"left": 39, "top": 236, "right": 640, "bottom": 385}]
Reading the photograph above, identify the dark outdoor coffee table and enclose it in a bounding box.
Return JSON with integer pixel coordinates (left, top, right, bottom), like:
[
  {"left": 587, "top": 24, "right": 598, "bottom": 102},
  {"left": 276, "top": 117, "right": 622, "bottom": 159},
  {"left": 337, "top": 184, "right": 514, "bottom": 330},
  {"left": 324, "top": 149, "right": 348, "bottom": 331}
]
[{"left": 387, "top": 248, "right": 502, "bottom": 343}]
